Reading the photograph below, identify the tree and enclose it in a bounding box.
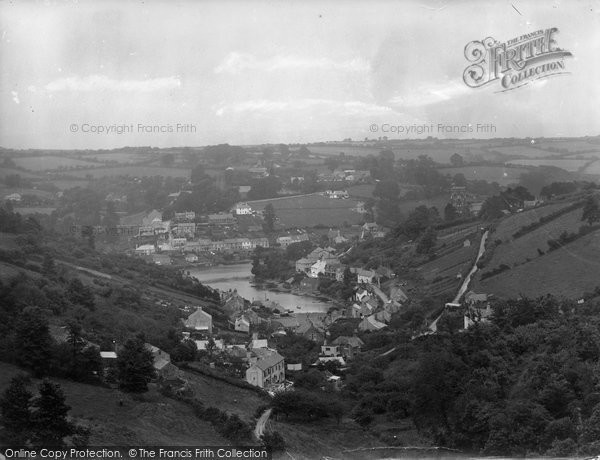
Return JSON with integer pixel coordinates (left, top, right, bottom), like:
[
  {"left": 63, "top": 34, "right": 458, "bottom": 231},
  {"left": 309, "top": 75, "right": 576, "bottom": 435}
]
[
  {"left": 31, "top": 380, "right": 76, "bottom": 447},
  {"left": 14, "top": 307, "right": 53, "bottom": 377},
  {"left": 452, "top": 173, "right": 467, "bottom": 187},
  {"left": 373, "top": 180, "right": 400, "bottom": 201},
  {"left": 582, "top": 196, "right": 600, "bottom": 225},
  {"left": 0, "top": 375, "right": 33, "bottom": 443},
  {"left": 116, "top": 338, "right": 156, "bottom": 393},
  {"left": 190, "top": 164, "right": 209, "bottom": 184},
  {"left": 444, "top": 202, "right": 458, "bottom": 222},
  {"left": 450, "top": 153, "right": 464, "bottom": 167},
  {"left": 263, "top": 204, "right": 276, "bottom": 233}
]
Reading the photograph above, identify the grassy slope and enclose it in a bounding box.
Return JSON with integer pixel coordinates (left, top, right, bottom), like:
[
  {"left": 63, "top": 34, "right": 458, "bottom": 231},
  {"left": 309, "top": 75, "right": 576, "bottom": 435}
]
[
  {"left": 477, "top": 228, "right": 600, "bottom": 299},
  {"left": 0, "top": 362, "right": 228, "bottom": 445},
  {"left": 486, "top": 207, "right": 585, "bottom": 271}
]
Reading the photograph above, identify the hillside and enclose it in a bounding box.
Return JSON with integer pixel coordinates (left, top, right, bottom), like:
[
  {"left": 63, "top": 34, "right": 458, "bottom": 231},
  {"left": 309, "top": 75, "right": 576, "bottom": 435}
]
[
  {"left": 0, "top": 362, "right": 228, "bottom": 445},
  {"left": 476, "top": 229, "right": 600, "bottom": 299}
]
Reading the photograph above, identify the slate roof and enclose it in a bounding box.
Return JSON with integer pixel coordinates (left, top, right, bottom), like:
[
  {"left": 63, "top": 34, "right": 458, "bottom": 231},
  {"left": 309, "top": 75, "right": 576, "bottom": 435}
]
[{"left": 253, "top": 351, "right": 284, "bottom": 371}]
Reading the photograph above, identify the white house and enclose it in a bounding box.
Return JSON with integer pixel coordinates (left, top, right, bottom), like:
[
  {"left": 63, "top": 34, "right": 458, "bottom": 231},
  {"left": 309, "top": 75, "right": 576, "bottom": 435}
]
[
  {"left": 309, "top": 260, "right": 327, "bottom": 278},
  {"left": 233, "top": 202, "right": 253, "bottom": 215},
  {"left": 246, "top": 352, "right": 285, "bottom": 388}
]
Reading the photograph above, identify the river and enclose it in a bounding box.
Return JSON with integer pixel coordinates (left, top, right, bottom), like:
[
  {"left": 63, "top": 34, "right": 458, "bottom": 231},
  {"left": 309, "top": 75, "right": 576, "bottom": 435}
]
[{"left": 188, "top": 262, "right": 332, "bottom": 313}]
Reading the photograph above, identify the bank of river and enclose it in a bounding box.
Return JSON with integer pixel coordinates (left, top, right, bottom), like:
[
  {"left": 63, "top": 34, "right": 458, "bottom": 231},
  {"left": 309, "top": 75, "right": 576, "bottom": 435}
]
[{"left": 188, "top": 262, "right": 332, "bottom": 313}]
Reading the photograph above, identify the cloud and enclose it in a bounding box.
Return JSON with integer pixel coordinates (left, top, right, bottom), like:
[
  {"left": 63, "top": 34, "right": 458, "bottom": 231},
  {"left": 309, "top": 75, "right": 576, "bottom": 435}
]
[
  {"left": 388, "top": 81, "right": 470, "bottom": 108},
  {"left": 215, "top": 98, "right": 394, "bottom": 117},
  {"left": 214, "top": 52, "right": 370, "bottom": 74},
  {"left": 34, "top": 75, "right": 182, "bottom": 93},
  {"left": 11, "top": 91, "right": 20, "bottom": 104}
]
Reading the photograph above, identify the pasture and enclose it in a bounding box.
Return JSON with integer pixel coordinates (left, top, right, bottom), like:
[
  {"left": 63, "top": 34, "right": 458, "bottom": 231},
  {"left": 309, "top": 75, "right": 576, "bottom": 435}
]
[
  {"left": 247, "top": 193, "right": 365, "bottom": 228},
  {"left": 484, "top": 207, "right": 586, "bottom": 272},
  {"left": 438, "top": 165, "right": 527, "bottom": 185},
  {"left": 477, "top": 228, "right": 600, "bottom": 299},
  {"left": 583, "top": 160, "right": 600, "bottom": 175},
  {"left": 13, "top": 155, "right": 98, "bottom": 171},
  {"left": 62, "top": 165, "right": 191, "bottom": 179},
  {"left": 507, "top": 158, "right": 589, "bottom": 172}
]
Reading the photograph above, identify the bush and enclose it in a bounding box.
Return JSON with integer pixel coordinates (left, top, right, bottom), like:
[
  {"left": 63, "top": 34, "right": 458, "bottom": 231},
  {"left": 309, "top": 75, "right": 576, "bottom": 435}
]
[{"left": 261, "top": 431, "right": 286, "bottom": 452}]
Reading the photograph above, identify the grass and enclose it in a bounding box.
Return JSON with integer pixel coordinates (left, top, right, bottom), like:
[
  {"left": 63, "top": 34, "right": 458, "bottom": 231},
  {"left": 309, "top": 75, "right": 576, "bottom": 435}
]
[
  {"left": 179, "top": 366, "right": 266, "bottom": 424},
  {"left": 437, "top": 166, "right": 527, "bottom": 186},
  {"left": 492, "top": 203, "right": 576, "bottom": 241},
  {"left": 507, "top": 158, "right": 589, "bottom": 172},
  {"left": 58, "top": 166, "right": 191, "bottom": 179},
  {"left": 13, "top": 156, "right": 99, "bottom": 171},
  {"left": 583, "top": 160, "right": 600, "bottom": 175},
  {"left": 248, "top": 194, "right": 365, "bottom": 228},
  {"left": 477, "top": 228, "right": 600, "bottom": 299},
  {"left": 487, "top": 208, "right": 584, "bottom": 269},
  {"left": 0, "top": 362, "right": 228, "bottom": 445}
]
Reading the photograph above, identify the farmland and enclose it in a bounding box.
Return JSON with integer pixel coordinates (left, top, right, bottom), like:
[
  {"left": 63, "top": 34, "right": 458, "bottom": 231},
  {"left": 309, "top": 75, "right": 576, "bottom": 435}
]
[
  {"left": 507, "top": 158, "right": 590, "bottom": 172},
  {"left": 477, "top": 229, "right": 600, "bottom": 299},
  {"left": 13, "top": 155, "right": 99, "bottom": 171},
  {"left": 492, "top": 202, "right": 576, "bottom": 241},
  {"left": 483, "top": 207, "right": 585, "bottom": 272},
  {"left": 247, "top": 193, "right": 365, "bottom": 228},
  {"left": 438, "top": 165, "right": 527, "bottom": 185},
  {"left": 583, "top": 160, "right": 600, "bottom": 175},
  {"left": 60, "top": 165, "right": 191, "bottom": 179}
]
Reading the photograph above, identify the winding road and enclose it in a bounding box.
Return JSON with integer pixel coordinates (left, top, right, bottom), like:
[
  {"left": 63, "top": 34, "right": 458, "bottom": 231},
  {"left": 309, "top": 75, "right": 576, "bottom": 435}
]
[{"left": 428, "top": 230, "right": 489, "bottom": 332}]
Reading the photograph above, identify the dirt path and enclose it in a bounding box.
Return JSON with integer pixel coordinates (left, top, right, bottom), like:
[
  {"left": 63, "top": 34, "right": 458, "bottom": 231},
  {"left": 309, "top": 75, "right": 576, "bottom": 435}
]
[{"left": 254, "top": 408, "right": 272, "bottom": 440}]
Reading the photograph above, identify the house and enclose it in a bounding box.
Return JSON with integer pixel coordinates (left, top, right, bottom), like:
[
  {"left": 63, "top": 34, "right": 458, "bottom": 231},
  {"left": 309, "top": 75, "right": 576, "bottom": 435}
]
[
  {"left": 357, "top": 269, "right": 376, "bottom": 284},
  {"left": 309, "top": 260, "right": 327, "bottom": 278},
  {"left": 100, "top": 351, "right": 117, "bottom": 361},
  {"left": 135, "top": 244, "right": 156, "bottom": 256},
  {"left": 296, "top": 321, "right": 325, "bottom": 343},
  {"left": 184, "top": 308, "right": 213, "bottom": 333},
  {"left": 331, "top": 336, "right": 364, "bottom": 360},
  {"left": 234, "top": 315, "right": 250, "bottom": 333},
  {"left": 251, "top": 338, "right": 269, "bottom": 349},
  {"left": 246, "top": 352, "right": 285, "bottom": 388},
  {"left": 174, "top": 211, "right": 196, "bottom": 221},
  {"left": 276, "top": 233, "right": 309, "bottom": 248},
  {"left": 295, "top": 258, "right": 314, "bottom": 273},
  {"left": 173, "top": 222, "right": 196, "bottom": 237},
  {"left": 320, "top": 344, "right": 339, "bottom": 357},
  {"left": 185, "top": 253, "right": 199, "bottom": 263},
  {"left": 233, "top": 202, "right": 253, "bottom": 215},
  {"left": 358, "top": 315, "right": 387, "bottom": 332},
  {"left": 287, "top": 363, "right": 302, "bottom": 371},
  {"left": 145, "top": 343, "right": 178, "bottom": 380},
  {"left": 271, "top": 316, "right": 300, "bottom": 331},
  {"left": 208, "top": 213, "right": 236, "bottom": 225},
  {"left": 354, "top": 288, "right": 370, "bottom": 302}
]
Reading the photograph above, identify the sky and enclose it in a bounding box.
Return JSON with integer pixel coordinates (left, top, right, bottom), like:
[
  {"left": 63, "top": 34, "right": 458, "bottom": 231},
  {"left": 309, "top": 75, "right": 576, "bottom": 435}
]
[{"left": 1, "top": 0, "right": 599, "bottom": 149}]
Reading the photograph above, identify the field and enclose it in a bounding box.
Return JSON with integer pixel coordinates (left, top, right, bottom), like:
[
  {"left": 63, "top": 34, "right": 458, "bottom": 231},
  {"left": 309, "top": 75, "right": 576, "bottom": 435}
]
[
  {"left": 484, "top": 207, "right": 585, "bottom": 272},
  {"left": 490, "top": 146, "right": 552, "bottom": 157},
  {"left": 492, "top": 202, "right": 575, "bottom": 241},
  {"left": 248, "top": 193, "right": 365, "bottom": 228},
  {"left": 0, "top": 362, "right": 227, "bottom": 445},
  {"left": 438, "top": 166, "right": 527, "bottom": 185},
  {"left": 13, "top": 156, "right": 99, "bottom": 171},
  {"left": 61, "top": 166, "right": 192, "bottom": 179},
  {"left": 534, "top": 139, "right": 600, "bottom": 152},
  {"left": 477, "top": 229, "right": 600, "bottom": 299},
  {"left": 85, "top": 152, "right": 152, "bottom": 163},
  {"left": 347, "top": 184, "right": 375, "bottom": 199},
  {"left": 507, "top": 158, "right": 589, "bottom": 172},
  {"left": 583, "top": 160, "right": 600, "bottom": 175},
  {"left": 306, "top": 145, "right": 380, "bottom": 157},
  {"left": 397, "top": 195, "right": 449, "bottom": 216},
  {"left": 0, "top": 167, "right": 41, "bottom": 178}
]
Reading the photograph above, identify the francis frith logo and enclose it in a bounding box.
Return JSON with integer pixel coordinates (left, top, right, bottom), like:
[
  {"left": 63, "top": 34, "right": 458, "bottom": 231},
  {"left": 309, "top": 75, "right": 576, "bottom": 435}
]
[{"left": 463, "top": 28, "right": 572, "bottom": 91}]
